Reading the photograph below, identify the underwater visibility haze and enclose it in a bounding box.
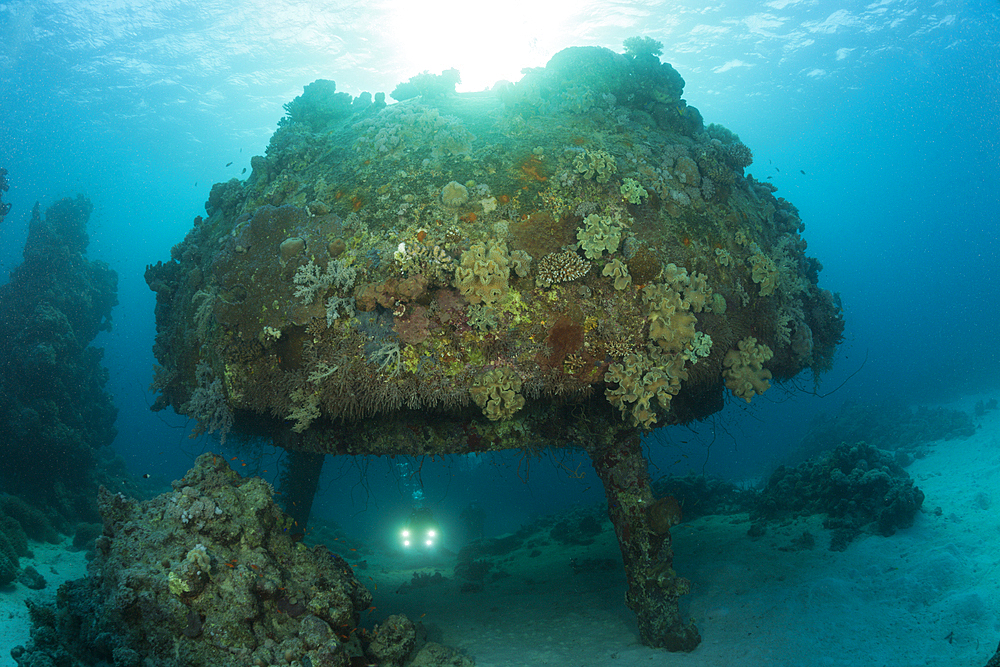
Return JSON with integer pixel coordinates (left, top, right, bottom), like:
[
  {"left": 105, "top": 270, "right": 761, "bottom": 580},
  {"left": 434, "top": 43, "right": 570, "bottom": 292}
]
[{"left": 0, "top": 1, "right": 999, "bottom": 666}]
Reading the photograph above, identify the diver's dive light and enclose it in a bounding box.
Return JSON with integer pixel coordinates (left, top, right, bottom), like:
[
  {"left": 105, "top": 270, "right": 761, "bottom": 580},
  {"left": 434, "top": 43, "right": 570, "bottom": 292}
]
[{"left": 399, "top": 508, "right": 440, "bottom": 551}]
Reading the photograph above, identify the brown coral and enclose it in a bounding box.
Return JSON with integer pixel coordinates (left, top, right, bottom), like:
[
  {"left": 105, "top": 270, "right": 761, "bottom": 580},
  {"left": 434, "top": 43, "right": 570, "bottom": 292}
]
[
  {"left": 508, "top": 211, "right": 575, "bottom": 259},
  {"left": 626, "top": 245, "right": 662, "bottom": 284},
  {"left": 355, "top": 275, "right": 429, "bottom": 312},
  {"left": 394, "top": 306, "right": 432, "bottom": 345},
  {"left": 536, "top": 251, "right": 590, "bottom": 288},
  {"left": 723, "top": 142, "right": 753, "bottom": 170},
  {"left": 648, "top": 496, "right": 682, "bottom": 534},
  {"left": 538, "top": 316, "right": 584, "bottom": 368}
]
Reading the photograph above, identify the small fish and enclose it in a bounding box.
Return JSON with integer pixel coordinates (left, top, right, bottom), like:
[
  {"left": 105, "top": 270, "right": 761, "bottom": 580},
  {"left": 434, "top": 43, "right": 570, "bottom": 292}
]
[
  {"left": 241, "top": 168, "right": 246, "bottom": 174},
  {"left": 800, "top": 169, "right": 806, "bottom": 175},
  {"left": 767, "top": 175, "right": 773, "bottom": 180},
  {"left": 775, "top": 167, "right": 780, "bottom": 172},
  {"left": 226, "top": 161, "right": 233, "bottom": 167},
  {"left": 194, "top": 182, "right": 198, "bottom": 186},
  {"left": 142, "top": 473, "right": 151, "bottom": 479}
]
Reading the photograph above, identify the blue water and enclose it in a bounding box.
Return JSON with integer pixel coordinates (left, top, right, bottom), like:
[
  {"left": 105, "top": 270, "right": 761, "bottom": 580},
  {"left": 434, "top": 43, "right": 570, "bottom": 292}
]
[{"left": 1, "top": 0, "right": 997, "bottom": 545}]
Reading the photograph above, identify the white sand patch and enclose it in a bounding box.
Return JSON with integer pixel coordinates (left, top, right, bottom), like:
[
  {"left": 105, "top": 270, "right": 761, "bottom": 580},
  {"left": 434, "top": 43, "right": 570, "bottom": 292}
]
[{"left": 0, "top": 537, "right": 89, "bottom": 665}]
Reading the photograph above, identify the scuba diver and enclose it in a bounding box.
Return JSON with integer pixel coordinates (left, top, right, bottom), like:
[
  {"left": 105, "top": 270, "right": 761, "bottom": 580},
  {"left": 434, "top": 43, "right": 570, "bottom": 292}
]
[
  {"left": 399, "top": 506, "right": 441, "bottom": 551},
  {"left": 393, "top": 457, "right": 487, "bottom": 553},
  {"left": 395, "top": 459, "right": 443, "bottom": 553}
]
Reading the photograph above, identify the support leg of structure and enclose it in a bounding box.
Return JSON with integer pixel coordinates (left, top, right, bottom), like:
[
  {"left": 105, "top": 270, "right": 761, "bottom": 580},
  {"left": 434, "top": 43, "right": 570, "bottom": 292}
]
[
  {"left": 587, "top": 430, "right": 701, "bottom": 651},
  {"left": 278, "top": 448, "right": 325, "bottom": 538}
]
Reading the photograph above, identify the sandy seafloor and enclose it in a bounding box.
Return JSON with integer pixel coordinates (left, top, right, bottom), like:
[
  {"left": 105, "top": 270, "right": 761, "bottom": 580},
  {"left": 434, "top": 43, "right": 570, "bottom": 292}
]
[
  {"left": 2, "top": 394, "right": 998, "bottom": 667},
  {"left": 371, "top": 395, "right": 1000, "bottom": 666},
  {"left": 0, "top": 539, "right": 89, "bottom": 663}
]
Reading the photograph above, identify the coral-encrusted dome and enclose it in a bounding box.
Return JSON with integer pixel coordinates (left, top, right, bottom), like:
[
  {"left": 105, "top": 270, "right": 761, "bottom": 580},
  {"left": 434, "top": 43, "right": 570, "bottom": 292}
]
[{"left": 146, "top": 44, "right": 843, "bottom": 455}]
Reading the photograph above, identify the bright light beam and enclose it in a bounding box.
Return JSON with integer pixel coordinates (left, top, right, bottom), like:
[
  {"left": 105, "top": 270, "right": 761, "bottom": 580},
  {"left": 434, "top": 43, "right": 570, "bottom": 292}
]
[{"left": 382, "top": 0, "right": 578, "bottom": 91}]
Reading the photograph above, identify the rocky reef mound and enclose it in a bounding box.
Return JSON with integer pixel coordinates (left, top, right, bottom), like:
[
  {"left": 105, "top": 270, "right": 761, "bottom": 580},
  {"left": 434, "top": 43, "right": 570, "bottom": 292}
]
[
  {"left": 0, "top": 193, "right": 119, "bottom": 522},
  {"left": 753, "top": 442, "right": 925, "bottom": 551},
  {"left": 12, "top": 454, "right": 468, "bottom": 667}
]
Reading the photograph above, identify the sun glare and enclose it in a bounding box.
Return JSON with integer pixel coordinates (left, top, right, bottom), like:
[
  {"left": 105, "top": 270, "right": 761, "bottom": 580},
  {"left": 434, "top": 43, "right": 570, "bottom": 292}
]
[{"left": 383, "top": 0, "right": 576, "bottom": 91}]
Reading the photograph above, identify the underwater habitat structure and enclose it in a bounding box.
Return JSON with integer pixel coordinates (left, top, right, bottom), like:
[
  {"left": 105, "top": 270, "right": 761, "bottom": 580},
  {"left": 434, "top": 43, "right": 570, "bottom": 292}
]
[{"left": 135, "top": 41, "right": 844, "bottom": 660}]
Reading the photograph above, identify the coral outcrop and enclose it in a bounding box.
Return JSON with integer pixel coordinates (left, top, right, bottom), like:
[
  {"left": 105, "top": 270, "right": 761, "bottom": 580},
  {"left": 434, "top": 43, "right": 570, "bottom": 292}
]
[
  {"left": 0, "top": 494, "right": 61, "bottom": 586},
  {"left": 12, "top": 454, "right": 467, "bottom": 667},
  {"left": 795, "top": 401, "right": 977, "bottom": 463},
  {"left": 753, "top": 442, "right": 925, "bottom": 551},
  {"left": 0, "top": 196, "right": 118, "bottom": 521},
  {"left": 147, "top": 45, "right": 843, "bottom": 439}
]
